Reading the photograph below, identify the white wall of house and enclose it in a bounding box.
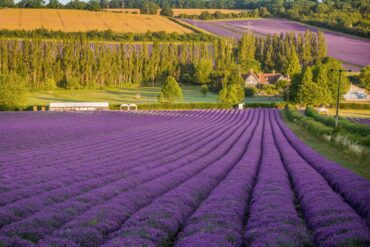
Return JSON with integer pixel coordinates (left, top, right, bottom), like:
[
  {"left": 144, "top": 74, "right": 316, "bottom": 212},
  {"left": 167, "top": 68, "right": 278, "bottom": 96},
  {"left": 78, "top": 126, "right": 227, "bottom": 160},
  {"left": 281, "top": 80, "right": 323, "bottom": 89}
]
[{"left": 244, "top": 75, "right": 258, "bottom": 87}]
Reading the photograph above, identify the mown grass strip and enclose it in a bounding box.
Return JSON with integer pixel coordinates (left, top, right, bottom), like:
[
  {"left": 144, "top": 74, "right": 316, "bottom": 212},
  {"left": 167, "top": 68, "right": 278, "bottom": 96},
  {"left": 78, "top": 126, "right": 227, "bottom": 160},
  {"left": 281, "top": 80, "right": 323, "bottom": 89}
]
[{"left": 281, "top": 110, "right": 370, "bottom": 181}]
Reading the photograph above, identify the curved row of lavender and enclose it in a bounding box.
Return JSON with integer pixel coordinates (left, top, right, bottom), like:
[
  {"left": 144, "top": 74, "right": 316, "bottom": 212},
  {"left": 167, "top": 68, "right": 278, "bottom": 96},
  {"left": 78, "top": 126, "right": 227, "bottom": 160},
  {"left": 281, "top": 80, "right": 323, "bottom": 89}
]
[
  {"left": 0, "top": 109, "right": 369, "bottom": 247},
  {"left": 182, "top": 18, "right": 370, "bottom": 70},
  {"left": 347, "top": 117, "right": 370, "bottom": 126}
]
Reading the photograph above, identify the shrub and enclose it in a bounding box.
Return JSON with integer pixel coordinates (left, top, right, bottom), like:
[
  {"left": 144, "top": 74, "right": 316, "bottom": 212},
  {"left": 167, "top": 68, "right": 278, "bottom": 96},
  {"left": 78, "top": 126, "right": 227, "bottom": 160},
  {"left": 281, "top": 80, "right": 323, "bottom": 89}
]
[
  {"left": 0, "top": 72, "right": 28, "bottom": 111},
  {"left": 261, "top": 84, "right": 278, "bottom": 96},
  {"left": 284, "top": 104, "right": 305, "bottom": 122},
  {"left": 180, "top": 73, "right": 193, "bottom": 84},
  {"left": 220, "top": 83, "right": 244, "bottom": 105},
  {"left": 339, "top": 103, "right": 370, "bottom": 110},
  {"left": 245, "top": 102, "right": 284, "bottom": 109},
  {"left": 200, "top": 84, "right": 209, "bottom": 97},
  {"left": 158, "top": 76, "right": 183, "bottom": 103},
  {"left": 245, "top": 87, "right": 256, "bottom": 97}
]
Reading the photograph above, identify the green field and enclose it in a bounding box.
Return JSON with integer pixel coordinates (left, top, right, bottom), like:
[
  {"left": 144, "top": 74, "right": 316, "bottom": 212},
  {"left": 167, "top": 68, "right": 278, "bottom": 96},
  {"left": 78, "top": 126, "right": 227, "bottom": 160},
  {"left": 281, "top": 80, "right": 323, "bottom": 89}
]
[{"left": 27, "top": 86, "right": 283, "bottom": 106}]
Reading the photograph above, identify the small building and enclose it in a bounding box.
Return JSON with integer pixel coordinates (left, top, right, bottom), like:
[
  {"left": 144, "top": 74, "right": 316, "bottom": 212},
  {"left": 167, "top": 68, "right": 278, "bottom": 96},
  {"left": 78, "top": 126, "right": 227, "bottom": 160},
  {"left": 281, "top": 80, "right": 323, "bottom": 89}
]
[
  {"left": 49, "top": 102, "right": 109, "bottom": 112},
  {"left": 344, "top": 84, "right": 369, "bottom": 102},
  {"left": 242, "top": 70, "right": 288, "bottom": 87}
]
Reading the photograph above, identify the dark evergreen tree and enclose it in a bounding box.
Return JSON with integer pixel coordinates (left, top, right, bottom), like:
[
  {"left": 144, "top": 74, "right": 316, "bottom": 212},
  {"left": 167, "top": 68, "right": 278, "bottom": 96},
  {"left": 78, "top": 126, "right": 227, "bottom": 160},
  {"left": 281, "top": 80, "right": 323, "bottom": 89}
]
[{"left": 160, "top": 6, "right": 173, "bottom": 17}]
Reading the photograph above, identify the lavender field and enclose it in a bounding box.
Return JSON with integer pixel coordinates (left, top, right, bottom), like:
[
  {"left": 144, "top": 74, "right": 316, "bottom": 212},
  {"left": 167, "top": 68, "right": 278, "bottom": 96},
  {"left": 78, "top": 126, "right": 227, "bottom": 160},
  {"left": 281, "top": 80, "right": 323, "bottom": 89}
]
[
  {"left": 184, "top": 18, "right": 370, "bottom": 70},
  {"left": 0, "top": 109, "right": 370, "bottom": 246}
]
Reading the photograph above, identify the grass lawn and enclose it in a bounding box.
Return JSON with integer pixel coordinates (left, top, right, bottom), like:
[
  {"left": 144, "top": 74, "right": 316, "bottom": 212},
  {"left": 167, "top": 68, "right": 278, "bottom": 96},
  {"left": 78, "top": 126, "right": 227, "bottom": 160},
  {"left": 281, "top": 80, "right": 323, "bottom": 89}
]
[
  {"left": 27, "top": 85, "right": 282, "bottom": 106},
  {"left": 281, "top": 111, "right": 370, "bottom": 181}
]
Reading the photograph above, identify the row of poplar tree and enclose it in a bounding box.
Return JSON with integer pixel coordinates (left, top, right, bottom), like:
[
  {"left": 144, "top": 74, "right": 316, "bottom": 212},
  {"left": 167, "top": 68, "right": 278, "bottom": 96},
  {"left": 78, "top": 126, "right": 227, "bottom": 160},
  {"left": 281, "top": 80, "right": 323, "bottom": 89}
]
[{"left": 0, "top": 30, "right": 328, "bottom": 90}]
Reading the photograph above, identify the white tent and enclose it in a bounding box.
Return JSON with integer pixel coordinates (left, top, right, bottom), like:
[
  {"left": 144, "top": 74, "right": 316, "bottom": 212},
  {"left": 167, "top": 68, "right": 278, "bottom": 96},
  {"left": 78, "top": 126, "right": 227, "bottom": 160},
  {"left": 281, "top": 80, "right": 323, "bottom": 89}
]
[{"left": 49, "top": 102, "right": 109, "bottom": 112}]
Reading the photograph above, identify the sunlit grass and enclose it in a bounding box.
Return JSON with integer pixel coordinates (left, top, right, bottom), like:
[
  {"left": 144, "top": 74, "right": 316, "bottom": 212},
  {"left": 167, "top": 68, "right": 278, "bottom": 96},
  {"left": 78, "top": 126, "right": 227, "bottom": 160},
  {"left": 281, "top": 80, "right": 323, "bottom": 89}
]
[
  {"left": 327, "top": 108, "right": 370, "bottom": 118},
  {"left": 27, "top": 86, "right": 282, "bottom": 106}
]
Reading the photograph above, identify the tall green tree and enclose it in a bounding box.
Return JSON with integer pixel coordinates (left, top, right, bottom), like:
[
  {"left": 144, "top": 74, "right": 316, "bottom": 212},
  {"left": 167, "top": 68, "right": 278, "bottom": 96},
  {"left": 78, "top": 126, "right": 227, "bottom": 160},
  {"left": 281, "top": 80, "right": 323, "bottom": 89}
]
[
  {"left": 47, "top": 0, "right": 62, "bottom": 8},
  {"left": 285, "top": 46, "right": 301, "bottom": 78},
  {"left": 299, "top": 67, "right": 314, "bottom": 104},
  {"left": 359, "top": 66, "right": 370, "bottom": 91},
  {"left": 302, "top": 31, "right": 313, "bottom": 66},
  {"left": 317, "top": 31, "right": 327, "bottom": 61},
  {"left": 263, "top": 37, "right": 274, "bottom": 71},
  {"left": 65, "top": 0, "right": 87, "bottom": 9},
  {"left": 158, "top": 76, "right": 183, "bottom": 103},
  {"left": 99, "top": 0, "right": 108, "bottom": 8},
  {"left": 219, "top": 71, "right": 245, "bottom": 104},
  {"left": 323, "top": 57, "right": 350, "bottom": 103},
  {"left": 195, "top": 58, "right": 213, "bottom": 84},
  {"left": 160, "top": 6, "right": 173, "bottom": 17},
  {"left": 86, "top": 0, "right": 101, "bottom": 10},
  {"left": 140, "top": 1, "right": 159, "bottom": 15},
  {"left": 238, "top": 34, "right": 259, "bottom": 72}
]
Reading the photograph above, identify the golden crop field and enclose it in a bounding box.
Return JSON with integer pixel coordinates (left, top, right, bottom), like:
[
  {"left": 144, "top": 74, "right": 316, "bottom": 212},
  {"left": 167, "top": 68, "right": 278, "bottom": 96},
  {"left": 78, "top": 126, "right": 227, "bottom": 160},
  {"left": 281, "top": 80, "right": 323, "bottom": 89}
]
[
  {"left": 0, "top": 9, "right": 192, "bottom": 33},
  {"left": 105, "top": 8, "right": 245, "bottom": 16}
]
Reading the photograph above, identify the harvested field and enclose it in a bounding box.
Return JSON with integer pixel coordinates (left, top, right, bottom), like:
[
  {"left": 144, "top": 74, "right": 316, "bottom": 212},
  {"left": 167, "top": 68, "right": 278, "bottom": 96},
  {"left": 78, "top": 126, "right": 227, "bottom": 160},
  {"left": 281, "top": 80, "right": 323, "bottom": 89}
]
[
  {"left": 0, "top": 9, "right": 192, "bottom": 33},
  {"left": 0, "top": 109, "right": 369, "bottom": 246}
]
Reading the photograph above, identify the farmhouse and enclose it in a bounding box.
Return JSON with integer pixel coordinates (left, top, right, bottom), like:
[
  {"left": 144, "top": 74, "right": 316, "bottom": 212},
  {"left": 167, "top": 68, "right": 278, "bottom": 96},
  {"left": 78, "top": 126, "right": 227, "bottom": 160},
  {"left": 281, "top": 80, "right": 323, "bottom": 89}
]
[{"left": 242, "top": 70, "right": 288, "bottom": 87}]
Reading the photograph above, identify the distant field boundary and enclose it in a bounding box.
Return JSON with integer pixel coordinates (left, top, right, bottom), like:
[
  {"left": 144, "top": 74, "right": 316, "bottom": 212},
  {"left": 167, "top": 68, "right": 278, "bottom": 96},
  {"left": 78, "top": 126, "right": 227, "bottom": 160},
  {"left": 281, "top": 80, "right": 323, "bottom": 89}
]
[
  {"left": 169, "top": 18, "right": 213, "bottom": 35},
  {"left": 104, "top": 8, "right": 246, "bottom": 16}
]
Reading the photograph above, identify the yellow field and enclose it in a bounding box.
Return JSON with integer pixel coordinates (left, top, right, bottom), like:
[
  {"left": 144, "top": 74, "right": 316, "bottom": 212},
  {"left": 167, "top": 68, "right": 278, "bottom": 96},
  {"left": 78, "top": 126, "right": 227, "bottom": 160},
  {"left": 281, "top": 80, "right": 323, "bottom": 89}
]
[
  {"left": 105, "top": 8, "right": 245, "bottom": 16},
  {"left": 0, "top": 9, "right": 192, "bottom": 33}
]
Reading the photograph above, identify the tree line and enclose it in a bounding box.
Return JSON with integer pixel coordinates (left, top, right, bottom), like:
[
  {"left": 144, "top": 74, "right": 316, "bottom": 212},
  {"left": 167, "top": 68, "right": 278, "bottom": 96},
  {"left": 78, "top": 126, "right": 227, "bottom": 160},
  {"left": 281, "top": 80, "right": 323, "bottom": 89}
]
[
  {"left": 0, "top": 28, "right": 216, "bottom": 42},
  {"left": 0, "top": 39, "right": 219, "bottom": 89},
  {"left": 0, "top": 30, "right": 327, "bottom": 88}
]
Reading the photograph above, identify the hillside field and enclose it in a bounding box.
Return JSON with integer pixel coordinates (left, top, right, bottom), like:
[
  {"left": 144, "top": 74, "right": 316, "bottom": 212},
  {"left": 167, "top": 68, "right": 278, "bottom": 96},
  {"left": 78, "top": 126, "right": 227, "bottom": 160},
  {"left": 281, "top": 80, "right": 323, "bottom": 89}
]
[
  {"left": 0, "top": 8, "right": 192, "bottom": 33},
  {"left": 183, "top": 18, "right": 370, "bottom": 70}
]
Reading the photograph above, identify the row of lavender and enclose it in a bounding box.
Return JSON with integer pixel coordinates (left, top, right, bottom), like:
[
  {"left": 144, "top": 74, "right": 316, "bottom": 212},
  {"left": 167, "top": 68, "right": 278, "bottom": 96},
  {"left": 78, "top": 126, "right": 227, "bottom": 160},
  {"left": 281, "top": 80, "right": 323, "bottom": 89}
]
[
  {"left": 0, "top": 109, "right": 369, "bottom": 246},
  {"left": 348, "top": 117, "right": 370, "bottom": 126},
  {"left": 182, "top": 18, "right": 370, "bottom": 69}
]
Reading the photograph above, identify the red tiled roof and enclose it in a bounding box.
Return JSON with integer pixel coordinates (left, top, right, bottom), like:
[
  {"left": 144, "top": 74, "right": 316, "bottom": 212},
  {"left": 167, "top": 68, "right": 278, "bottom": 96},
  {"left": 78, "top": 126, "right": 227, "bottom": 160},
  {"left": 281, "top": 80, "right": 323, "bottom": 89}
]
[{"left": 258, "top": 73, "right": 283, "bottom": 84}]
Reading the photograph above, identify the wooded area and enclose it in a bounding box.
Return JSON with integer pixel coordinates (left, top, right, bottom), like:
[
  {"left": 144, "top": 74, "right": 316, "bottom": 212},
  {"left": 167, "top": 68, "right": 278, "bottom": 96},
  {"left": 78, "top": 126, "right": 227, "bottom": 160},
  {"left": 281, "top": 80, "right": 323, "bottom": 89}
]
[{"left": 0, "top": 31, "right": 327, "bottom": 89}]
